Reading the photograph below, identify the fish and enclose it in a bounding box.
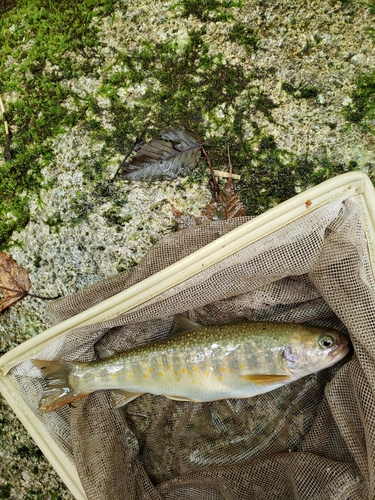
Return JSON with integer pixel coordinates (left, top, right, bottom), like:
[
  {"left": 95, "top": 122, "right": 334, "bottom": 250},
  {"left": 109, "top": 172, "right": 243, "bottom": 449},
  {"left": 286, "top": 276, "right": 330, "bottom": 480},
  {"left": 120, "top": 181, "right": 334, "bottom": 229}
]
[{"left": 31, "top": 317, "right": 350, "bottom": 413}]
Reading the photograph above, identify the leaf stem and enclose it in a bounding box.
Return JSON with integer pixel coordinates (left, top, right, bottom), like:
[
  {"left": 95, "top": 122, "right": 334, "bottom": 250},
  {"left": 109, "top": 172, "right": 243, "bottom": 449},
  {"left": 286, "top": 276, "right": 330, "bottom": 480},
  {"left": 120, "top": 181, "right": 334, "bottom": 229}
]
[
  {"left": 28, "top": 292, "right": 62, "bottom": 300},
  {"left": 0, "top": 286, "right": 61, "bottom": 300}
]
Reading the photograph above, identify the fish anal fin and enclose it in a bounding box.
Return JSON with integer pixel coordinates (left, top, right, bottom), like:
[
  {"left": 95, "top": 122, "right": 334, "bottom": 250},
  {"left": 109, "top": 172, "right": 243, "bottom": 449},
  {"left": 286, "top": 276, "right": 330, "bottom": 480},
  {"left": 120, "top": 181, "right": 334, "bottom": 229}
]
[
  {"left": 164, "top": 394, "right": 198, "bottom": 402},
  {"left": 242, "top": 374, "right": 291, "bottom": 385},
  {"left": 111, "top": 390, "right": 145, "bottom": 408}
]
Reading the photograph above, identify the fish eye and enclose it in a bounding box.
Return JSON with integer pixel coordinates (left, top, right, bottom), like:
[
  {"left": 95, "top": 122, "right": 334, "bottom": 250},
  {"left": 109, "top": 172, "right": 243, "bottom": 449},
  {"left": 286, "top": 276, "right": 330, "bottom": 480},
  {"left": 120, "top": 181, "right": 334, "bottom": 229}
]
[{"left": 319, "top": 334, "right": 335, "bottom": 349}]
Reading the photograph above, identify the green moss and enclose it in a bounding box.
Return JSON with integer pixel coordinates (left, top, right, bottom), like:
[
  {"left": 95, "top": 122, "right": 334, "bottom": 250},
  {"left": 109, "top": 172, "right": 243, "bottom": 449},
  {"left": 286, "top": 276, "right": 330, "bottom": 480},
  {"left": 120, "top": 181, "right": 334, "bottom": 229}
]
[
  {"left": 0, "top": 0, "right": 363, "bottom": 244},
  {"left": 16, "top": 444, "right": 43, "bottom": 460},
  {"left": 343, "top": 70, "right": 375, "bottom": 128},
  {"left": 185, "top": 160, "right": 211, "bottom": 185},
  {"left": 93, "top": 181, "right": 128, "bottom": 204},
  {"left": 281, "top": 81, "right": 320, "bottom": 99},
  {"left": 235, "top": 133, "right": 294, "bottom": 213},
  {"left": 69, "top": 182, "right": 131, "bottom": 227},
  {"left": 229, "top": 23, "right": 260, "bottom": 53},
  {"left": 0, "top": 0, "right": 117, "bottom": 248},
  {"left": 44, "top": 212, "right": 63, "bottom": 232},
  {"left": 103, "top": 23, "right": 349, "bottom": 214},
  {"left": 102, "top": 26, "right": 258, "bottom": 172},
  {"left": 303, "top": 154, "right": 358, "bottom": 186},
  {"left": 116, "top": 258, "right": 137, "bottom": 272},
  {"left": 102, "top": 209, "right": 132, "bottom": 226},
  {"left": 69, "top": 191, "right": 95, "bottom": 225},
  {"left": 0, "top": 484, "right": 12, "bottom": 499},
  {"left": 252, "top": 91, "right": 279, "bottom": 122},
  {"left": 233, "top": 127, "right": 358, "bottom": 215},
  {"left": 33, "top": 253, "right": 42, "bottom": 268},
  {"left": 368, "top": 1, "right": 375, "bottom": 15},
  {"left": 180, "top": 0, "right": 242, "bottom": 22},
  {"left": 326, "top": 122, "right": 337, "bottom": 130}
]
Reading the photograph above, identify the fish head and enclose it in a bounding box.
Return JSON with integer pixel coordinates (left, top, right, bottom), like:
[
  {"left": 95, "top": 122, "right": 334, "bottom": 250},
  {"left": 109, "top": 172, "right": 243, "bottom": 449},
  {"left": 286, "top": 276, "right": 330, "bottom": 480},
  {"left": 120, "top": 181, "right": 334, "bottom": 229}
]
[{"left": 281, "top": 326, "right": 351, "bottom": 376}]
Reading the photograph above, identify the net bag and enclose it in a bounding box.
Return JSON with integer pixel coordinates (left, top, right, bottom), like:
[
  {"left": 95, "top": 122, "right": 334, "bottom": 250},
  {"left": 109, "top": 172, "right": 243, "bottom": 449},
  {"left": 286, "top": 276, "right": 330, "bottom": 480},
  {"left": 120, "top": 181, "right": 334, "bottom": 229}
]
[{"left": 9, "top": 194, "right": 375, "bottom": 499}]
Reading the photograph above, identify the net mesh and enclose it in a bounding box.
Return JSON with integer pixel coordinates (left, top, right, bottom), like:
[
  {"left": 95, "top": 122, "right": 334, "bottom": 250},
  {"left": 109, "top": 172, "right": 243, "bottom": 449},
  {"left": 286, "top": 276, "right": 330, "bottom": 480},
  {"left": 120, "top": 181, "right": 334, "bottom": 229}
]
[{"left": 10, "top": 195, "right": 375, "bottom": 499}]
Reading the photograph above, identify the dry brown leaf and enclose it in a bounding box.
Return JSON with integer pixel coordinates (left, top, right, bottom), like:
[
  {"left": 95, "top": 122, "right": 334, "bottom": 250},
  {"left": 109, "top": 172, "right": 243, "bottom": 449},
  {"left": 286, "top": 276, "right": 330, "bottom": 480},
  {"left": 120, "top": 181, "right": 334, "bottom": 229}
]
[
  {"left": 171, "top": 206, "right": 203, "bottom": 230},
  {"left": 123, "top": 126, "right": 203, "bottom": 181},
  {"left": 173, "top": 148, "right": 246, "bottom": 230},
  {"left": 0, "top": 252, "right": 30, "bottom": 312},
  {"left": 172, "top": 185, "right": 246, "bottom": 230},
  {"left": 203, "top": 184, "right": 247, "bottom": 221}
]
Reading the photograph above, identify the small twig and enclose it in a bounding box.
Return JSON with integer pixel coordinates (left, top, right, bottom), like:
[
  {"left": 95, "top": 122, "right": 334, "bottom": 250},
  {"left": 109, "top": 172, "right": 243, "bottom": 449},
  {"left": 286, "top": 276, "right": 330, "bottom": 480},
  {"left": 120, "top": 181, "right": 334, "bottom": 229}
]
[
  {"left": 212, "top": 170, "right": 241, "bottom": 180},
  {"left": 202, "top": 146, "right": 220, "bottom": 199},
  {"left": 227, "top": 146, "right": 233, "bottom": 189},
  {"left": 112, "top": 120, "right": 150, "bottom": 182},
  {"left": 0, "top": 96, "right": 11, "bottom": 160}
]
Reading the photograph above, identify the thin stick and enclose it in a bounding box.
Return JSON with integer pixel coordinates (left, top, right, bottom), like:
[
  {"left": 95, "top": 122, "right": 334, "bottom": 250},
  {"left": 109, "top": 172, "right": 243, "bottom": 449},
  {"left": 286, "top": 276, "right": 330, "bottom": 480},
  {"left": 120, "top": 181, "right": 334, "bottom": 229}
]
[
  {"left": 0, "top": 96, "right": 11, "bottom": 160},
  {"left": 202, "top": 146, "right": 219, "bottom": 198},
  {"left": 227, "top": 145, "right": 233, "bottom": 189},
  {"left": 112, "top": 120, "right": 150, "bottom": 182}
]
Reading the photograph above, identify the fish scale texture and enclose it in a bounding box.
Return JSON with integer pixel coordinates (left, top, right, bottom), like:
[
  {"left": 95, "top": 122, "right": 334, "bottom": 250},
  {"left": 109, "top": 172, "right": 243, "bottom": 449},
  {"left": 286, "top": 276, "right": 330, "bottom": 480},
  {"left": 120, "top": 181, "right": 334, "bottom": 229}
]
[{"left": 11, "top": 197, "right": 373, "bottom": 499}]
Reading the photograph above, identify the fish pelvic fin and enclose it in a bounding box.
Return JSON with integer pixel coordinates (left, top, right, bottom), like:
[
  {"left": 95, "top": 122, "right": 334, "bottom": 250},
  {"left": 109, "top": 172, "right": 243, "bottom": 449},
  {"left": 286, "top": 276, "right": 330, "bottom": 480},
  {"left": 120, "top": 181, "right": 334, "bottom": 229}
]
[
  {"left": 111, "top": 390, "right": 145, "bottom": 408},
  {"left": 32, "top": 359, "right": 89, "bottom": 413},
  {"left": 164, "top": 394, "right": 199, "bottom": 402},
  {"left": 242, "top": 373, "right": 291, "bottom": 385}
]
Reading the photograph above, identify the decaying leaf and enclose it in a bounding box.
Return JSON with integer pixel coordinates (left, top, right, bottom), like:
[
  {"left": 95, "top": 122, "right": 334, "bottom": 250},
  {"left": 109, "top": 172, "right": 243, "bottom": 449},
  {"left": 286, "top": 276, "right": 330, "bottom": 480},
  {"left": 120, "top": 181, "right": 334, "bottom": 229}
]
[
  {"left": 203, "top": 183, "right": 247, "bottom": 220},
  {"left": 173, "top": 188, "right": 246, "bottom": 230},
  {"left": 171, "top": 207, "right": 201, "bottom": 231},
  {"left": 173, "top": 148, "right": 246, "bottom": 230},
  {"left": 123, "top": 126, "right": 203, "bottom": 181},
  {"left": 0, "top": 252, "right": 30, "bottom": 312}
]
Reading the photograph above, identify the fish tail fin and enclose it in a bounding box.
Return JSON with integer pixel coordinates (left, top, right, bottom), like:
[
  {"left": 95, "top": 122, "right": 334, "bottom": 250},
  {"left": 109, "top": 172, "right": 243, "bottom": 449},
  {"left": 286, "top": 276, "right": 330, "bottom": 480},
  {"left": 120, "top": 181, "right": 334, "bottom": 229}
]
[{"left": 32, "top": 359, "right": 89, "bottom": 412}]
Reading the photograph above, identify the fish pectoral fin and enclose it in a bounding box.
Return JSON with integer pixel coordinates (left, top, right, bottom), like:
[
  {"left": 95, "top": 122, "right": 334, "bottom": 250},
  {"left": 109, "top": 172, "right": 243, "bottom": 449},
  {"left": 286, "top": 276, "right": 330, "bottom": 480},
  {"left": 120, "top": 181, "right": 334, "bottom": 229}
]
[
  {"left": 241, "top": 374, "right": 291, "bottom": 385},
  {"left": 98, "top": 349, "right": 117, "bottom": 360},
  {"left": 111, "top": 390, "right": 145, "bottom": 408},
  {"left": 164, "top": 394, "right": 198, "bottom": 402}
]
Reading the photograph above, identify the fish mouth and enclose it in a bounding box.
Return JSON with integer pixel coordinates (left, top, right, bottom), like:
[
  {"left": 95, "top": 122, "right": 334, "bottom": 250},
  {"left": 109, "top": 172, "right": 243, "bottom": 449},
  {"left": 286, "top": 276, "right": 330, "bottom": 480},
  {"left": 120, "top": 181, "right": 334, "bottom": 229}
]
[
  {"left": 325, "top": 337, "right": 351, "bottom": 368},
  {"left": 309, "top": 333, "right": 351, "bottom": 373}
]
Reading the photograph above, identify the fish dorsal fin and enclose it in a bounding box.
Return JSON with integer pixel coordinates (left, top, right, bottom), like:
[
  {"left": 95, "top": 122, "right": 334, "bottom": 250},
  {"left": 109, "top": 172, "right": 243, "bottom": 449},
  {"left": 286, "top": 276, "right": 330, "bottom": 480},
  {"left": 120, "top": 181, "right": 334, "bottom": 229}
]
[
  {"left": 242, "top": 374, "right": 291, "bottom": 385},
  {"left": 111, "top": 390, "right": 145, "bottom": 408},
  {"left": 170, "top": 314, "right": 204, "bottom": 336},
  {"left": 164, "top": 394, "right": 198, "bottom": 402}
]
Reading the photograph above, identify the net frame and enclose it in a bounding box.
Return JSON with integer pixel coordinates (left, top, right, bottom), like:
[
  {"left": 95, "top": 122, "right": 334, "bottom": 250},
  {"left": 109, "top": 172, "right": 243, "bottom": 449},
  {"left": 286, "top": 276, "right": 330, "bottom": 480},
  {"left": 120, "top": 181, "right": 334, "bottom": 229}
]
[{"left": 0, "top": 171, "right": 374, "bottom": 500}]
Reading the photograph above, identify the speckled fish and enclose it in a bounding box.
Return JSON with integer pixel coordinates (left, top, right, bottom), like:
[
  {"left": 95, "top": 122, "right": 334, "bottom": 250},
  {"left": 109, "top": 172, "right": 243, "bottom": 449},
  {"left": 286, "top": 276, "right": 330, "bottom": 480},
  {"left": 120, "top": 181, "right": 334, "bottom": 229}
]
[{"left": 32, "top": 317, "right": 350, "bottom": 412}]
